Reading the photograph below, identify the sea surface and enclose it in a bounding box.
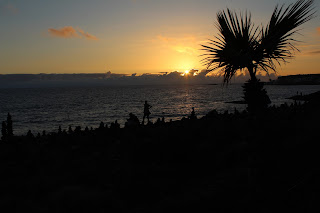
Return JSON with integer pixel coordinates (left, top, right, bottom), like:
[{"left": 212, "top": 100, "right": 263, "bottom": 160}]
[{"left": 1, "top": 84, "right": 320, "bottom": 136}]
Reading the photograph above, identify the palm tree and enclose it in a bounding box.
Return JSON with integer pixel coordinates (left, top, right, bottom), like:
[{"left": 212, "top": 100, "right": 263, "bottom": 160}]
[
  {"left": 201, "top": 0, "right": 315, "bottom": 112},
  {"left": 202, "top": 1, "right": 315, "bottom": 206}
]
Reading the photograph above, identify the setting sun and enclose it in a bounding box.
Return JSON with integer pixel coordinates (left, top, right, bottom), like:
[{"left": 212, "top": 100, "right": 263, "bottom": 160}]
[
  {"left": 181, "top": 70, "right": 191, "bottom": 76},
  {"left": 181, "top": 69, "right": 200, "bottom": 76}
]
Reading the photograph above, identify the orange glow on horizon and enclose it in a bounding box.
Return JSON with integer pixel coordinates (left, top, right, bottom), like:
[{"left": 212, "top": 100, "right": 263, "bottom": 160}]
[{"left": 0, "top": 1, "right": 319, "bottom": 76}]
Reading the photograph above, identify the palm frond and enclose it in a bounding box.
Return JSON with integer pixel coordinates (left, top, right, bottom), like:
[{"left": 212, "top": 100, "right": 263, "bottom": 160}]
[
  {"left": 255, "top": 0, "right": 315, "bottom": 71},
  {"left": 201, "top": 0, "right": 315, "bottom": 84},
  {"left": 201, "top": 9, "right": 259, "bottom": 83}
]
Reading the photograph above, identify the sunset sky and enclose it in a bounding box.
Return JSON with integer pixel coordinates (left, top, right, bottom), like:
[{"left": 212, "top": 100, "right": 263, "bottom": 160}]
[{"left": 0, "top": 0, "right": 319, "bottom": 76}]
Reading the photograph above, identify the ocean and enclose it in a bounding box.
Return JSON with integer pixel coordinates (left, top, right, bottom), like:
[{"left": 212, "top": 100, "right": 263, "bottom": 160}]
[{"left": 1, "top": 84, "right": 319, "bottom": 136}]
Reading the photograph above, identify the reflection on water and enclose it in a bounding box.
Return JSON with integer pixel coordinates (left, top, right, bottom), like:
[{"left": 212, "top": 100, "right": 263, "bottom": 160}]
[{"left": 0, "top": 84, "right": 319, "bottom": 135}]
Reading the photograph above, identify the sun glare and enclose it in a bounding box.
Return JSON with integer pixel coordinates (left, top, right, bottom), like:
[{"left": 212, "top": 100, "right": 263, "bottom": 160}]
[
  {"left": 181, "top": 69, "right": 200, "bottom": 77},
  {"left": 180, "top": 69, "right": 199, "bottom": 77},
  {"left": 181, "top": 70, "right": 190, "bottom": 76}
]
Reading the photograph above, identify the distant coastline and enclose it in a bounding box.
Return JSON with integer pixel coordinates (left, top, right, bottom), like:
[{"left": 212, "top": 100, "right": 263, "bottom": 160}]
[
  {"left": 1, "top": 73, "right": 319, "bottom": 88},
  {"left": 267, "top": 74, "right": 320, "bottom": 85},
  {"left": 0, "top": 73, "right": 257, "bottom": 88}
]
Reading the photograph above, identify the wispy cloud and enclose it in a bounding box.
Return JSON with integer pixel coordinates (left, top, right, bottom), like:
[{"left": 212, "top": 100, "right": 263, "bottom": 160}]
[
  {"left": 48, "top": 26, "right": 98, "bottom": 41},
  {"left": 78, "top": 29, "right": 99, "bottom": 41},
  {"left": 1, "top": 3, "right": 19, "bottom": 14},
  {"left": 157, "top": 35, "right": 176, "bottom": 43},
  {"left": 308, "top": 50, "right": 320, "bottom": 55},
  {"left": 156, "top": 34, "right": 199, "bottom": 55},
  {"left": 172, "top": 46, "right": 197, "bottom": 55},
  {"left": 48, "top": 26, "right": 79, "bottom": 38}
]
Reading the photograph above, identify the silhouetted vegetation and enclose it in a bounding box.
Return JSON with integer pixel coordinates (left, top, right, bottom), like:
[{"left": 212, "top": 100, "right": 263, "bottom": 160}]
[
  {"left": 201, "top": 0, "right": 315, "bottom": 112},
  {"left": 1, "top": 91, "right": 320, "bottom": 212},
  {"left": 1, "top": 121, "right": 7, "bottom": 140}
]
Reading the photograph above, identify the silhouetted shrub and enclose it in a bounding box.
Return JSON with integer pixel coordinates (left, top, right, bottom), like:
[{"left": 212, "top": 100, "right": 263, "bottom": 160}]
[{"left": 1, "top": 121, "right": 7, "bottom": 140}]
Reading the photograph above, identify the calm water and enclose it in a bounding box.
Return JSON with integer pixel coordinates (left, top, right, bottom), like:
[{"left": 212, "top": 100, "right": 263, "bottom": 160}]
[{"left": 1, "top": 84, "right": 319, "bottom": 135}]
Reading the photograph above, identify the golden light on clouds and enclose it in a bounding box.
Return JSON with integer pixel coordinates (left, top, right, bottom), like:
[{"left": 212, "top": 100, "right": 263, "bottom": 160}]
[
  {"left": 156, "top": 35, "right": 176, "bottom": 43},
  {"left": 78, "top": 29, "right": 99, "bottom": 41},
  {"left": 173, "top": 46, "right": 197, "bottom": 55},
  {"left": 150, "top": 34, "right": 202, "bottom": 71},
  {"left": 156, "top": 34, "right": 199, "bottom": 55},
  {"left": 182, "top": 70, "right": 190, "bottom": 76},
  {"left": 181, "top": 69, "right": 200, "bottom": 77},
  {"left": 317, "top": 27, "right": 320, "bottom": 35},
  {"left": 48, "top": 26, "right": 98, "bottom": 41},
  {"left": 48, "top": 26, "right": 79, "bottom": 38}
]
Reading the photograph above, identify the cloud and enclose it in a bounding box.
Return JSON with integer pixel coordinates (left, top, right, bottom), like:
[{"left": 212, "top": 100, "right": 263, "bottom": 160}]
[
  {"left": 172, "top": 46, "right": 197, "bottom": 55},
  {"left": 308, "top": 50, "right": 320, "bottom": 55},
  {"left": 48, "top": 26, "right": 79, "bottom": 38},
  {"left": 156, "top": 34, "right": 198, "bottom": 55},
  {"left": 48, "top": 26, "right": 98, "bottom": 41},
  {"left": 1, "top": 3, "right": 19, "bottom": 14},
  {"left": 157, "top": 35, "right": 176, "bottom": 43},
  {"left": 78, "top": 29, "right": 99, "bottom": 41},
  {"left": 317, "top": 27, "right": 320, "bottom": 36}
]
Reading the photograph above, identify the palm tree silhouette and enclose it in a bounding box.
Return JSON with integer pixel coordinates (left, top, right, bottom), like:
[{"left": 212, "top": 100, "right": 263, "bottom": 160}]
[
  {"left": 202, "top": 1, "right": 315, "bottom": 207},
  {"left": 201, "top": 0, "right": 315, "bottom": 112}
]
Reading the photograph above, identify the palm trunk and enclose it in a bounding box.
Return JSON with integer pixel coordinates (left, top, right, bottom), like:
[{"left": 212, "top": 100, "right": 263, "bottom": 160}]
[
  {"left": 246, "top": 65, "right": 258, "bottom": 210},
  {"left": 243, "top": 65, "right": 270, "bottom": 113},
  {"left": 247, "top": 65, "right": 257, "bottom": 82}
]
